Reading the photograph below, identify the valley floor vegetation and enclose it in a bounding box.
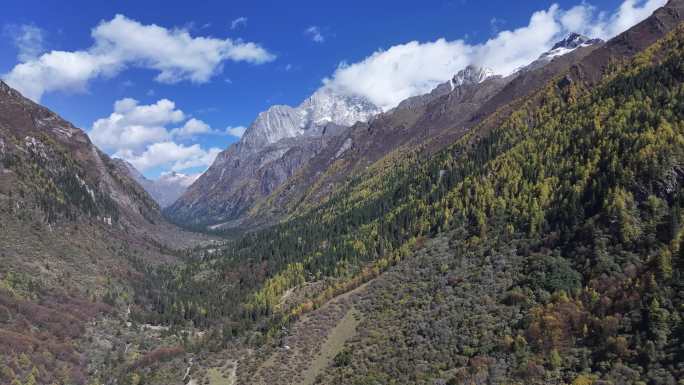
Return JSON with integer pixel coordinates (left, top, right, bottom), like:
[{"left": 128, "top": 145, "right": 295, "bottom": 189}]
[{"left": 119, "top": 23, "right": 684, "bottom": 385}]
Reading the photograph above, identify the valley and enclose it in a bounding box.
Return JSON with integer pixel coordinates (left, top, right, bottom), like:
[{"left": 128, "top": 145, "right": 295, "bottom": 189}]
[{"left": 1, "top": 1, "right": 684, "bottom": 385}]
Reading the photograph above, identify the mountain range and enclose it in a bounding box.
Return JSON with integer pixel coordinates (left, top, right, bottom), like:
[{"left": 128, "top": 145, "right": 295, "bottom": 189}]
[
  {"left": 1, "top": 1, "right": 683, "bottom": 385},
  {"left": 165, "top": 32, "right": 605, "bottom": 230}
]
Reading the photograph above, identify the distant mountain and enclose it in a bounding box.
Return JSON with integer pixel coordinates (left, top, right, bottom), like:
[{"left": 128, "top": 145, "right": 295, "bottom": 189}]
[
  {"left": 166, "top": 87, "right": 381, "bottom": 228},
  {"left": 241, "top": 87, "right": 381, "bottom": 149},
  {"left": 113, "top": 159, "right": 197, "bottom": 207}
]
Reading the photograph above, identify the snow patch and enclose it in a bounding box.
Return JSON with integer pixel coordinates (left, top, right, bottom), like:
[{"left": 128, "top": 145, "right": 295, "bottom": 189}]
[
  {"left": 335, "top": 138, "right": 353, "bottom": 158},
  {"left": 240, "top": 87, "right": 381, "bottom": 149}
]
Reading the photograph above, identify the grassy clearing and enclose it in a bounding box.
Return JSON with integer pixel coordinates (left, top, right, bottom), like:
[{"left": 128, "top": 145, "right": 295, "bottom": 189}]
[{"left": 297, "top": 305, "right": 362, "bottom": 385}]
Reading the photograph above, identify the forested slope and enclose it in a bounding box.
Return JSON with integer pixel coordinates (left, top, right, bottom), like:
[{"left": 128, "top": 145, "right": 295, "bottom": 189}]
[
  {"left": 125, "top": 6, "right": 684, "bottom": 385},
  {"left": 0, "top": 79, "right": 209, "bottom": 385}
]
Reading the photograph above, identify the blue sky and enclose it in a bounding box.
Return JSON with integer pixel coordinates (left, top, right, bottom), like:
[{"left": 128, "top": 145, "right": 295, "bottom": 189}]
[{"left": 1, "top": 0, "right": 665, "bottom": 178}]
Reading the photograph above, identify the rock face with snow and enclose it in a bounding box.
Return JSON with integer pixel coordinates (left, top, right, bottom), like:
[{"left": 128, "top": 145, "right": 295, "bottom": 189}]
[
  {"left": 525, "top": 33, "right": 604, "bottom": 71},
  {"left": 114, "top": 159, "right": 197, "bottom": 208},
  {"left": 232, "top": 33, "right": 607, "bottom": 228},
  {"left": 166, "top": 87, "right": 380, "bottom": 228},
  {"left": 168, "top": 34, "right": 605, "bottom": 230},
  {"left": 396, "top": 65, "right": 496, "bottom": 111},
  {"left": 241, "top": 87, "right": 381, "bottom": 149}
]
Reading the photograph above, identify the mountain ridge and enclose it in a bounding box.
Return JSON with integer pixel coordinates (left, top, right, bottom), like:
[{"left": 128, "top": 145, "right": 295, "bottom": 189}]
[
  {"left": 169, "top": 32, "right": 610, "bottom": 231},
  {"left": 166, "top": 85, "right": 381, "bottom": 228}
]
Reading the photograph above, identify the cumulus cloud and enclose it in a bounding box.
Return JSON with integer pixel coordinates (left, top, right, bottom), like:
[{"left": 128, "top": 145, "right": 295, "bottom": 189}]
[
  {"left": 324, "top": 0, "right": 666, "bottom": 110},
  {"left": 305, "top": 26, "right": 325, "bottom": 43},
  {"left": 231, "top": 17, "right": 248, "bottom": 30},
  {"left": 90, "top": 98, "right": 183, "bottom": 152},
  {"left": 172, "top": 118, "right": 212, "bottom": 137},
  {"left": 3, "top": 14, "right": 276, "bottom": 101},
  {"left": 89, "top": 98, "right": 232, "bottom": 173},
  {"left": 115, "top": 142, "right": 222, "bottom": 172},
  {"left": 564, "top": 0, "right": 666, "bottom": 39},
  {"left": 226, "top": 126, "right": 247, "bottom": 138}
]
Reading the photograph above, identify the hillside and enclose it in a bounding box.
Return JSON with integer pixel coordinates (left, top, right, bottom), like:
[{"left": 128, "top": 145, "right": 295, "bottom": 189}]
[
  {"left": 0, "top": 80, "right": 210, "bottom": 385},
  {"left": 1, "top": 1, "right": 683, "bottom": 385},
  {"left": 123, "top": 2, "right": 684, "bottom": 385}
]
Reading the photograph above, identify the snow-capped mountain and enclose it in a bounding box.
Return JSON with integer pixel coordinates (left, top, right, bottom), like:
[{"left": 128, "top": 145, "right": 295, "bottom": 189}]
[
  {"left": 168, "top": 34, "right": 604, "bottom": 229},
  {"left": 527, "top": 33, "right": 604, "bottom": 70},
  {"left": 452, "top": 65, "right": 495, "bottom": 88},
  {"left": 396, "top": 65, "right": 496, "bottom": 111},
  {"left": 114, "top": 159, "right": 198, "bottom": 207},
  {"left": 240, "top": 87, "right": 381, "bottom": 149},
  {"left": 551, "top": 32, "right": 604, "bottom": 51},
  {"left": 167, "top": 86, "right": 380, "bottom": 227}
]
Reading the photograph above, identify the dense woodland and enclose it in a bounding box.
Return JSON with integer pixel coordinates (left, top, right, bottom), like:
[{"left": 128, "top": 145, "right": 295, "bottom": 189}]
[{"left": 122, "top": 24, "right": 684, "bottom": 385}]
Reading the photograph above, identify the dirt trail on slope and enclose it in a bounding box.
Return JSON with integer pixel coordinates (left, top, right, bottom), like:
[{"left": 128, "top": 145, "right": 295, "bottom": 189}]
[{"left": 240, "top": 282, "right": 369, "bottom": 385}]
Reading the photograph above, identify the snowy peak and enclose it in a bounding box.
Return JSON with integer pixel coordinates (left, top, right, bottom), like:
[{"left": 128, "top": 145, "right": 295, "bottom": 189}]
[
  {"left": 114, "top": 158, "right": 197, "bottom": 207},
  {"left": 300, "top": 87, "right": 380, "bottom": 128},
  {"left": 551, "top": 32, "right": 602, "bottom": 51},
  {"left": 241, "top": 105, "right": 305, "bottom": 149},
  {"left": 158, "top": 171, "right": 197, "bottom": 188},
  {"left": 239, "top": 87, "right": 381, "bottom": 150},
  {"left": 539, "top": 33, "right": 604, "bottom": 61},
  {"left": 516, "top": 33, "right": 604, "bottom": 73},
  {"left": 451, "top": 65, "right": 494, "bottom": 89}
]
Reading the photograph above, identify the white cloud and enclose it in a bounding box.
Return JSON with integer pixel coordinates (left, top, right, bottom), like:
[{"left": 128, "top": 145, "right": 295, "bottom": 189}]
[
  {"left": 172, "top": 118, "right": 245, "bottom": 138},
  {"left": 564, "top": 0, "right": 666, "bottom": 39},
  {"left": 89, "top": 98, "right": 237, "bottom": 173},
  {"left": 172, "top": 118, "right": 212, "bottom": 137},
  {"left": 226, "top": 126, "right": 247, "bottom": 138},
  {"left": 231, "top": 17, "right": 248, "bottom": 30},
  {"left": 324, "top": 39, "right": 473, "bottom": 110},
  {"left": 115, "top": 142, "right": 222, "bottom": 172},
  {"left": 3, "top": 14, "right": 276, "bottom": 101},
  {"left": 90, "top": 98, "right": 184, "bottom": 152},
  {"left": 305, "top": 26, "right": 325, "bottom": 43},
  {"left": 323, "top": 0, "right": 666, "bottom": 110},
  {"left": 5, "top": 24, "right": 45, "bottom": 62}
]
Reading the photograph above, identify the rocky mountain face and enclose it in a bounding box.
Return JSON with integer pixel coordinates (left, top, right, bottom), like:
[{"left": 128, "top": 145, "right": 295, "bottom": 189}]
[
  {"left": 168, "top": 34, "right": 609, "bottom": 231},
  {"left": 0, "top": 79, "right": 205, "bottom": 283},
  {"left": 0, "top": 81, "right": 154, "bottom": 227},
  {"left": 0, "top": 79, "right": 211, "bottom": 384},
  {"left": 114, "top": 159, "right": 197, "bottom": 208},
  {"left": 239, "top": 34, "right": 606, "bottom": 227},
  {"left": 166, "top": 87, "right": 380, "bottom": 228},
  {"left": 395, "top": 65, "right": 496, "bottom": 111},
  {"left": 525, "top": 33, "right": 605, "bottom": 71}
]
